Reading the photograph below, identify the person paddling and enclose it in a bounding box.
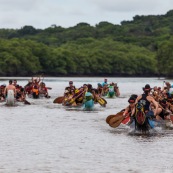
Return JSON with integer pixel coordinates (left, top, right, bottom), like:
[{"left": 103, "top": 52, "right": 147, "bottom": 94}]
[
  {"left": 123, "top": 96, "right": 137, "bottom": 117},
  {"left": 0, "top": 85, "right": 6, "bottom": 101},
  {"left": 65, "top": 81, "right": 76, "bottom": 92},
  {"left": 131, "top": 84, "right": 160, "bottom": 119},
  {"left": 4, "top": 80, "right": 16, "bottom": 97},
  {"left": 39, "top": 82, "right": 50, "bottom": 98},
  {"left": 32, "top": 76, "right": 41, "bottom": 87},
  {"left": 102, "top": 78, "right": 108, "bottom": 87}
]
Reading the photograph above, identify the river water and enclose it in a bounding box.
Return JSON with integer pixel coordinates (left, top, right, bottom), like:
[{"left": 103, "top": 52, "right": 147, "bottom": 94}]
[{"left": 0, "top": 77, "right": 173, "bottom": 173}]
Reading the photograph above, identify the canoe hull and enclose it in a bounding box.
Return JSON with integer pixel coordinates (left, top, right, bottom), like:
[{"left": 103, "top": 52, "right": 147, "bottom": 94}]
[
  {"left": 107, "top": 91, "right": 115, "bottom": 98},
  {"left": 6, "top": 90, "right": 15, "bottom": 106},
  {"left": 84, "top": 99, "right": 94, "bottom": 110}
]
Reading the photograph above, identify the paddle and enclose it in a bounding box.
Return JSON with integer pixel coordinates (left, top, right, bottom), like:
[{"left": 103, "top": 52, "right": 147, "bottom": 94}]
[
  {"left": 96, "top": 96, "right": 107, "bottom": 107},
  {"left": 53, "top": 96, "right": 64, "bottom": 104},
  {"left": 108, "top": 111, "right": 130, "bottom": 128},
  {"left": 121, "top": 115, "right": 130, "bottom": 124},
  {"left": 106, "top": 111, "right": 125, "bottom": 124},
  {"left": 64, "top": 90, "right": 85, "bottom": 106},
  {"left": 24, "top": 99, "right": 31, "bottom": 105},
  {"left": 106, "top": 115, "right": 116, "bottom": 124},
  {"left": 109, "top": 115, "right": 125, "bottom": 128},
  {"left": 46, "top": 87, "right": 52, "bottom": 90}
]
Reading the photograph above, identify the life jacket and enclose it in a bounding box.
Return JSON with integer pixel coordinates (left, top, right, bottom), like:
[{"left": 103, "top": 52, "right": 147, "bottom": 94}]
[
  {"left": 138, "top": 94, "right": 150, "bottom": 111},
  {"left": 135, "top": 102, "right": 146, "bottom": 125},
  {"left": 85, "top": 92, "right": 93, "bottom": 101},
  {"left": 32, "top": 88, "right": 39, "bottom": 95},
  {"left": 109, "top": 86, "right": 114, "bottom": 92}
]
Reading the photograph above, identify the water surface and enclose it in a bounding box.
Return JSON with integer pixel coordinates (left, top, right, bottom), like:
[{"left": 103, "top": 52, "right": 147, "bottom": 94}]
[{"left": 0, "top": 77, "right": 173, "bottom": 173}]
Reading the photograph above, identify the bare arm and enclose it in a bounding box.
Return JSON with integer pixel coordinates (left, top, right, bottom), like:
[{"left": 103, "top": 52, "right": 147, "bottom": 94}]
[
  {"left": 4, "top": 87, "right": 7, "bottom": 95},
  {"left": 130, "top": 95, "right": 142, "bottom": 116},
  {"left": 37, "top": 77, "right": 41, "bottom": 83},
  {"left": 148, "top": 96, "right": 159, "bottom": 116},
  {"left": 115, "top": 87, "right": 120, "bottom": 97},
  {"left": 135, "top": 95, "right": 142, "bottom": 104},
  {"left": 13, "top": 87, "right": 16, "bottom": 96},
  {"left": 123, "top": 106, "right": 130, "bottom": 116}
]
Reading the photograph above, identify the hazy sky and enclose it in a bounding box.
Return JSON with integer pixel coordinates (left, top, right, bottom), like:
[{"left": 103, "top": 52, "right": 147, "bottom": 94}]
[{"left": 0, "top": 0, "right": 172, "bottom": 29}]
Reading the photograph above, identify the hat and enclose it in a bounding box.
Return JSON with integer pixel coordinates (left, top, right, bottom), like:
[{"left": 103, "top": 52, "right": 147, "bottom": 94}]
[
  {"left": 131, "top": 94, "right": 138, "bottom": 99},
  {"left": 69, "top": 81, "right": 73, "bottom": 84},
  {"left": 128, "top": 96, "right": 136, "bottom": 103},
  {"left": 143, "top": 84, "right": 151, "bottom": 91}
]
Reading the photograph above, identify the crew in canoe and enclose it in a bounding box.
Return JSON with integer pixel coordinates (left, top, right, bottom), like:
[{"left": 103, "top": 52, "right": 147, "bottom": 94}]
[
  {"left": 107, "top": 83, "right": 173, "bottom": 131},
  {"left": 39, "top": 82, "right": 50, "bottom": 98},
  {"left": 3, "top": 80, "right": 16, "bottom": 105},
  {"left": 0, "top": 84, "right": 6, "bottom": 101},
  {"left": 107, "top": 82, "right": 120, "bottom": 97},
  {"left": 59, "top": 82, "right": 107, "bottom": 108},
  {"left": 65, "top": 81, "right": 76, "bottom": 92},
  {"left": 15, "top": 85, "right": 26, "bottom": 102},
  {"left": 4, "top": 80, "right": 16, "bottom": 97}
]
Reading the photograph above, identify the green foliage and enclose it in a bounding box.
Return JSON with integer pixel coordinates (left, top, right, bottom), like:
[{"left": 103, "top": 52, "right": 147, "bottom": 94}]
[
  {"left": 157, "top": 37, "right": 173, "bottom": 76},
  {"left": 0, "top": 10, "right": 173, "bottom": 76}
]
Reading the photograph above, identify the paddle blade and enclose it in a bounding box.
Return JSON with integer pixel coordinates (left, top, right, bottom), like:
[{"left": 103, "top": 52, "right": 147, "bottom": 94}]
[
  {"left": 53, "top": 96, "right": 64, "bottom": 104},
  {"left": 47, "top": 87, "right": 52, "bottom": 90},
  {"left": 106, "top": 115, "right": 116, "bottom": 124},
  {"left": 24, "top": 100, "right": 31, "bottom": 105},
  {"left": 101, "top": 98, "right": 107, "bottom": 104},
  {"left": 97, "top": 97, "right": 107, "bottom": 107},
  {"left": 109, "top": 115, "right": 124, "bottom": 128},
  {"left": 106, "top": 112, "right": 123, "bottom": 124}
]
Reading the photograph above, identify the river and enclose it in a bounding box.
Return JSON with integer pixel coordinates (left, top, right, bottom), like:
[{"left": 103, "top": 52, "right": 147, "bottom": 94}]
[{"left": 0, "top": 77, "right": 173, "bottom": 173}]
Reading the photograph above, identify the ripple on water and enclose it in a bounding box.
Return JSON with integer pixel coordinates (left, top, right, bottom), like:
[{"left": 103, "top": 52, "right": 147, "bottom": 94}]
[{"left": 1, "top": 77, "right": 173, "bottom": 173}]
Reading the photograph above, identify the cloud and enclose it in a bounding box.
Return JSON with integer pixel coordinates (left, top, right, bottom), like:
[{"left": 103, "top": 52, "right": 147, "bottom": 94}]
[
  {"left": 89, "top": 0, "right": 172, "bottom": 13},
  {"left": 0, "top": 0, "right": 172, "bottom": 29},
  {"left": 0, "top": 0, "right": 42, "bottom": 11}
]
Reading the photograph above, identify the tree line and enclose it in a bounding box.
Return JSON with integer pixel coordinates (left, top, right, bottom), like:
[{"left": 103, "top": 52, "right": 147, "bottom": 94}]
[{"left": 0, "top": 10, "right": 173, "bottom": 76}]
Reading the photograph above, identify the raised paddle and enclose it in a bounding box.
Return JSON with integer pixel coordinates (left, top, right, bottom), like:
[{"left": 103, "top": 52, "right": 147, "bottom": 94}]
[{"left": 53, "top": 96, "right": 64, "bottom": 104}]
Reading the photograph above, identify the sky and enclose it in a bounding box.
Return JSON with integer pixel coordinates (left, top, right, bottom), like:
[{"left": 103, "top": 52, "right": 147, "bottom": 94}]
[{"left": 0, "top": 0, "right": 172, "bottom": 29}]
